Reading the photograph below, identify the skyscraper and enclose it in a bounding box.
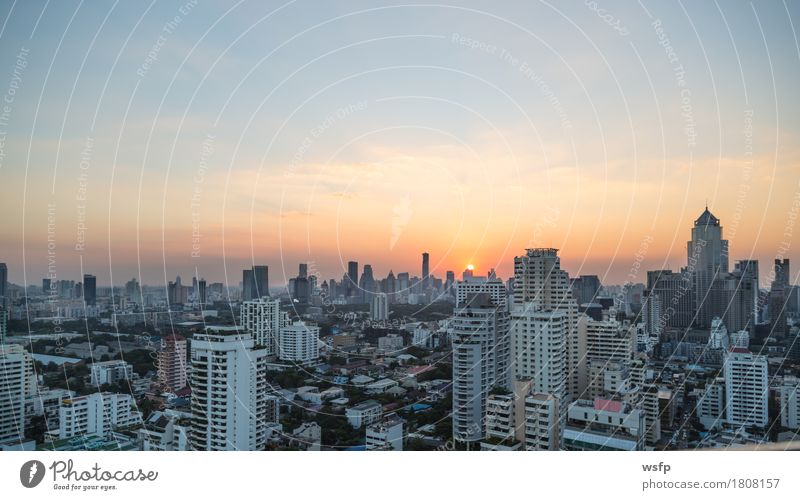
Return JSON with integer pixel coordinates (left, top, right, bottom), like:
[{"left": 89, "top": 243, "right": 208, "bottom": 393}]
[
  {"left": 157, "top": 335, "right": 188, "bottom": 391},
  {"left": 451, "top": 293, "right": 509, "bottom": 445},
  {"left": 512, "top": 248, "right": 579, "bottom": 398},
  {"left": 0, "top": 263, "right": 7, "bottom": 307},
  {"left": 421, "top": 252, "right": 430, "bottom": 290},
  {"left": 370, "top": 293, "right": 389, "bottom": 321},
  {"left": 0, "top": 344, "right": 34, "bottom": 444},
  {"left": 347, "top": 261, "right": 359, "bottom": 298},
  {"left": 688, "top": 207, "right": 729, "bottom": 327},
  {"left": 242, "top": 269, "right": 256, "bottom": 301},
  {"left": 360, "top": 265, "right": 375, "bottom": 303},
  {"left": 512, "top": 303, "right": 567, "bottom": 400},
  {"left": 83, "top": 274, "right": 97, "bottom": 306},
  {"left": 646, "top": 269, "right": 693, "bottom": 328},
  {"left": 240, "top": 297, "right": 286, "bottom": 355},
  {"left": 724, "top": 347, "right": 768, "bottom": 429},
  {"left": 253, "top": 265, "right": 269, "bottom": 298},
  {"left": 198, "top": 279, "right": 207, "bottom": 305},
  {"left": 190, "top": 327, "right": 270, "bottom": 450}
]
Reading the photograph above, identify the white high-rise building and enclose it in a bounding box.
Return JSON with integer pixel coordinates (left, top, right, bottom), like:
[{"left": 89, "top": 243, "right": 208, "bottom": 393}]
[
  {"left": 279, "top": 321, "right": 320, "bottom": 364},
  {"left": 512, "top": 248, "right": 579, "bottom": 398},
  {"left": 779, "top": 376, "right": 799, "bottom": 430},
  {"left": 370, "top": 292, "right": 389, "bottom": 321},
  {"left": 578, "top": 312, "right": 634, "bottom": 400},
  {"left": 696, "top": 378, "right": 725, "bottom": 430},
  {"left": 455, "top": 277, "right": 507, "bottom": 309},
  {"left": 451, "top": 294, "right": 509, "bottom": 444},
  {"left": 524, "top": 393, "right": 560, "bottom": 450},
  {"left": 642, "top": 291, "right": 662, "bottom": 340},
  {"left": 89, "top": 360, "right": 134, "bottom": 386},
  {"left": 724, "top": 348, "right": 768, "bottom": 429},
  {"left": 0, "top": 345, "right": 34, "bottom": 443},
  {"left": 190, "top": 327, "right": 270, "bottom": 450},
  {"left": 58, "top": 392, "right": 141, "bottom": 439},
  {"left": 511, "top": 304, "right": 567, "bottom": 400},
  {"left": 240, "top": 297, "right": 286, "bottom": 355}
]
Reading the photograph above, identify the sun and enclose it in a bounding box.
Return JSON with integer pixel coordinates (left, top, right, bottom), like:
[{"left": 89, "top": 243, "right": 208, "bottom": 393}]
[{"left": 467, "top": 264, "right": 474, "bottom": 271}]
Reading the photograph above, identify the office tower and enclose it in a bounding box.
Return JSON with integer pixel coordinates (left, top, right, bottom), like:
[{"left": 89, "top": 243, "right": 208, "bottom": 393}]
[
  {"left": 240, "top": 297, "right": 285, "bottom": 356},
  {"left": 769, "top": 259, "right": 791, "bottom": 336},
  {"left": 462, "top": 266, "right": 474, "bottom": 280},
  {"left": 242, "top": 269, "right": 255, "bottom": 301},
  {"left": 384, "top": 270, "right": 396, "bottom": 301},
  {"left": 688, "top": 207, "right": 729, "bottom": 327},
  {"left": 421, "top": 252, "right": 430, "bottom": 290},
  {"left": 190, "top": 327, "right": 270, "bottom": 451},
  {"left": 570, "top": 275, "right": 601, "bottom": 306},
  {"left": 724, "top": 347, "right": 768, "bottom": 429},
  {"left": 251, "top": 265, "right": 269, "bottom": 298},
  {"left": 359, "top": 265, "right": 375, "bottom": 303},
  {"left": 695, "top": 378, "right": 725, "bottom": 430},
  {"left": 278, "top": 321, "right": 320, "bottom": 364},
  {"left": 451, "top": 293, "right": 509, "bottom": 444},
  {"left": 347, "top": 261, "right": 359, "bottom": 297},
  {"left": 0, "top": 344, "right": 34, "bottom": 443},
  {"left": 646, "top": 269, "right": 693, "bottom": 328},
  {"left": 83, "top": 274, "right": 97, "bottom": 306},
  {"left": 58, "top": 392, "right": 141, "bottom": 439},
  {"left": 707, "top": 260, "right": 759, "bottom": 333},
  {"left": 512, "top": 303, "right": 567, "bottom": 400},
  {"left": 445, "top": 270, "right": 455, "bottom": 296},
  {"left": 641, "top": 290, "right": 662, "bottom": 339},
  {"left": 198, "top": 279, "right": 207, "bottom": 305},
  {"left": 42, "top": 278, "right": 51, "bottom": 294},
  {"left": 513, "top": 248, "right": 579, "bottom": 398},
  {"left": 157, "top": 335, "right": 188, "bottom": 391},
  {"left": 293, "top": 265, "right": 310, "bottom": 305},
  {"left": 455, "top": 275, "right": 507, "bottom": 308},
  {"left": 370, "top": 293, "right": 389, "bottom": 321},
  {"left": 775, "top": 258, "right": 790, "bottom": 287},
  {"left": 0, "top": 263, "right": 6, "bottom": 307}
]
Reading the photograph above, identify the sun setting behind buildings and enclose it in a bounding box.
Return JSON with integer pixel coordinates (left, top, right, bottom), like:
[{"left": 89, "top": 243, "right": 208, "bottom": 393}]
[{"left": 0, "top": 1, "right": 799, "bottom": 497}]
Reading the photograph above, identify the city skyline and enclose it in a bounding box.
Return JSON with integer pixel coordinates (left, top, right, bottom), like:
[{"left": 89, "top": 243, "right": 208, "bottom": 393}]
[{"left": 1, "top": 203, "right": 796, "bottom": 289}]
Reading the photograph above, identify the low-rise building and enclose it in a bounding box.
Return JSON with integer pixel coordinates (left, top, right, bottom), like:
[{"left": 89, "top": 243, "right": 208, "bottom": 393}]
[
  {"left": 366, "top": 415, "right": 404, "bottom": 450},
  {"left": 89, "top": 360, "right": 134, "bottom": 386},
  {"left": 58, "top": 392, "right": 141, "bottom": 439},
  {"left": 346, "top": 400, "right": 382, "bottom": 428}
]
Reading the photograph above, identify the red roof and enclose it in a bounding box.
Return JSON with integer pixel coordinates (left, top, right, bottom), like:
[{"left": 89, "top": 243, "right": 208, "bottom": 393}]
[{"left": 594, "top": 398, "right": 622, "bottom": 412}]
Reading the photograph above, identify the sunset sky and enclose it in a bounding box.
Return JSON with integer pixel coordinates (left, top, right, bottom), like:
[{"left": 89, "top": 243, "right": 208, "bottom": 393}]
[{"left": 0, "top": 1, "right": 799, "bottom": 288}]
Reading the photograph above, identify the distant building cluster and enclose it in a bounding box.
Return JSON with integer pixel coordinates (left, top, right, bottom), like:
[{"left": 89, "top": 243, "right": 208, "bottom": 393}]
[{"left": 1, "top": 207, "right": 800, "bottom": 451}]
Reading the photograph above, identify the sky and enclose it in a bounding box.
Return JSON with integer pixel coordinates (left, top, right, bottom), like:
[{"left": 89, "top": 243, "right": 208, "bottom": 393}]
[{"left": 0, "top": 0, "right": 799, "bottom": 288}]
